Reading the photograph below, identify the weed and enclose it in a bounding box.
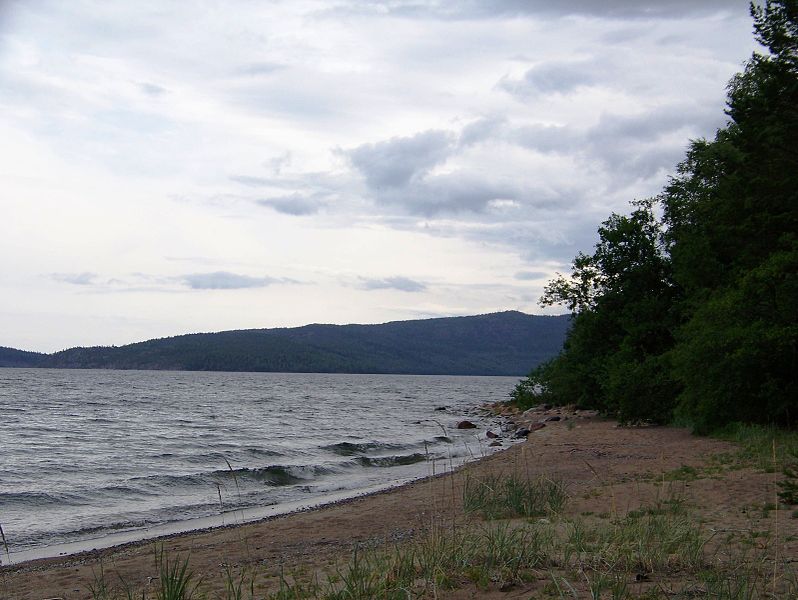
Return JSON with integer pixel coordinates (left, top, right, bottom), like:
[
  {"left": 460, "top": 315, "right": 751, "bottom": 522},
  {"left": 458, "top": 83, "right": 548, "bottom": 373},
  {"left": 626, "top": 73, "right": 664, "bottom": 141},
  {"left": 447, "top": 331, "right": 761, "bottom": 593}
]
[
  {"left": 154, "top": 545, "right": 201, "bottom": 600},
  {"left": 221, "top": 564, "right": 256, "bottom": 600},
  {"left": 88, "top": 562, "right": 115, "bottom": 600},
  {"left": 0, "top": 522, "right": 9, "bottom": 566},
  {"left": 663, "top": 465, "right": 699, "bottom": 481},
  {"left": 463, "top": 473, "right": 566, "bottom": 520},
  {"left": 713, "top": 423, "right": 798, "bottom": 471}
]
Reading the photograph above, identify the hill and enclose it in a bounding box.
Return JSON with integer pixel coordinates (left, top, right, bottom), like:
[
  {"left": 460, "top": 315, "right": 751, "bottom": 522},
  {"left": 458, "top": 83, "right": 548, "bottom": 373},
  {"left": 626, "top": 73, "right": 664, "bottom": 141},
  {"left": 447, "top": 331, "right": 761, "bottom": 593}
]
[
  {"left": 0, "top": 311, "right": 569, "bottom": 376},
  {"left": 0, "top": 346, "right": 48, "bottom": 368}
]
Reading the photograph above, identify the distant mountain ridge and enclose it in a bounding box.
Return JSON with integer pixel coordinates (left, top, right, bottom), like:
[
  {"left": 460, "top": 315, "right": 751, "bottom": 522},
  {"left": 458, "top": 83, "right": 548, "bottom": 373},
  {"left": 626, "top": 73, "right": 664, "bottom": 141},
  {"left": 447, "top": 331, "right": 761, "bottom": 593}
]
[{"left": 0, "top": 311, "right": 570, "bottom": 376}]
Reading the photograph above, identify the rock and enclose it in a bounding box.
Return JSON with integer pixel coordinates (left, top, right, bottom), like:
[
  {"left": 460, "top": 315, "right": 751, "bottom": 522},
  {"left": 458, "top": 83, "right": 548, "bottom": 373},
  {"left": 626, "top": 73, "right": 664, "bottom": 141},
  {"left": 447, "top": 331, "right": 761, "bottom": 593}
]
[
  {"left": 514, "top": 427, "right": 531, "bottom": 438},
  {"left": 545, "top": 416, "right": 561, "bottom": 422},
  {"left": 486, "top": 430, "right": 498, "bottom": 438},
  {"left": 434, "top": 406, "right": 448, "bottom": 411},
  {"left": 456, "top": 420, "right": 477, "bottom": 429},
  {"left": 489, "top": 440, "right": 502, "bottom": 447},
  {"left": 528, "top": 423, "right": 546, "bottom": 432}
]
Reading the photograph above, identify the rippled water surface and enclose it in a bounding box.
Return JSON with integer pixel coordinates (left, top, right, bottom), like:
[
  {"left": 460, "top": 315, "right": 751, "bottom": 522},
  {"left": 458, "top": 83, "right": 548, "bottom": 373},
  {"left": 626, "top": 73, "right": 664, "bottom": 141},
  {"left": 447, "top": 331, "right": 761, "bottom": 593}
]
[{"left": 0, "top": 369, "right": 518, "bottom": 556}]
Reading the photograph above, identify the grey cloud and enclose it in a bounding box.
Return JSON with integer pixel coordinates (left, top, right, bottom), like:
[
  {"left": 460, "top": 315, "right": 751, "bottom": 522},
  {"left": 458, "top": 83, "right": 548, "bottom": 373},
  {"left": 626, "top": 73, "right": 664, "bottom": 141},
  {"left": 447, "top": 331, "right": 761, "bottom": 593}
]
[
  {"left": 587, "top": 104, "right": 723, "bottom": 145},
  {"left": 51, "top": 272, "right": 96, "bottom": 285},
  {"left": 346, "top": 127, "right": 529, "bottom": 216},
  {"left": 500, "top": 60, "right": 603, "bottom": 99},
  {"left": 515, "top": 271, "right": 547, "bottom": 280},
  {"left": 376, "top": 174, "right": 522, "bottom": 216},
  {"left": 257, "top": 194, "right": 323, "bottom": 216},
  {"left": 267, "top": 152, "right": 292, "bottom": 175},
  {"left": 510, "top": 123, "right": 581, "bottom": 154},
  {"left": 600, "top": 26, "right": 652, "bottom": 44},
  {"left": 182, "top": 271, "right": 280, "bottom": 290},
  {"left": 359, "top": 276, "right": 427, "bottom": 292},
  {"left": 343, "top": 99, "right": 722, "bottom": 231},
  {"left": 583, "top": 104, "right": 726, "bottom": 178},
  {"left": 346, "top": 130, "right": 454, "bottom": 189},
  {"left": 337, "top": 0, "right": 748, "bottom": 20},
  {"left": 139, "top": 82, "right": 166, "bottom": 96},
  {"left": 459, "top": 117, "right": 579, "bottom": 154},
  {"left": 459, "top": 116, "right": 506, "bottom": 146},
  {"left": 457, "top": 104, "right": 723, "bottom": 182},
  {"left": 236, "top": 62, "right": 284, "bottom": 76}
]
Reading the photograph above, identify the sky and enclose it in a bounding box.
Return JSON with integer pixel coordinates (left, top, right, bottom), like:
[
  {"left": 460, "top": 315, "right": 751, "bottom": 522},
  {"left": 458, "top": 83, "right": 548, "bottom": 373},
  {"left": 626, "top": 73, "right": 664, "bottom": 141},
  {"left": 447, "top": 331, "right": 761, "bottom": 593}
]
[{"left": 0, "top": 0, "right": 758, "bottom": 353}]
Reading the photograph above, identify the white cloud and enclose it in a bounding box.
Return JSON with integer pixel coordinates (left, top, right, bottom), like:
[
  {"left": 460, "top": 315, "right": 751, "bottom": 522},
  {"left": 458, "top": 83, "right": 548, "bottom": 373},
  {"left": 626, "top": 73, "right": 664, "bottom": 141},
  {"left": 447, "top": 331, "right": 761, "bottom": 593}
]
[{"left": 0, "top": 0, "right": 758, "bottom": 350}]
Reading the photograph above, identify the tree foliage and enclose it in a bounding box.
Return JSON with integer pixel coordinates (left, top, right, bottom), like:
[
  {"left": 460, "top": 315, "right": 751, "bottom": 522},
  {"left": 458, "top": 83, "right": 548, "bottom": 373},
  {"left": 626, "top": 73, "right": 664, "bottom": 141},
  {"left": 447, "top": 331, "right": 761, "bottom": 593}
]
[{"left": 515, "top": 1, "right": 798, "bottom": 431}]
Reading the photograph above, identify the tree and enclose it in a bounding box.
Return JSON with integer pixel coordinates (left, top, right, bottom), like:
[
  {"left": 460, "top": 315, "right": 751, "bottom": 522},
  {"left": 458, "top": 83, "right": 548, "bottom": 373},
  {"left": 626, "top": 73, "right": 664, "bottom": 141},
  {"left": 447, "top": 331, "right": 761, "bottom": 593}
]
[
  {"left": 518, "top": 200, "right": 679, "bottom": 423},
  {"left": 516, "top": 1, "right": 798, "bottom": 431},
  {"left": 662, "top": 0, "right": 798, "bottom": 431}
]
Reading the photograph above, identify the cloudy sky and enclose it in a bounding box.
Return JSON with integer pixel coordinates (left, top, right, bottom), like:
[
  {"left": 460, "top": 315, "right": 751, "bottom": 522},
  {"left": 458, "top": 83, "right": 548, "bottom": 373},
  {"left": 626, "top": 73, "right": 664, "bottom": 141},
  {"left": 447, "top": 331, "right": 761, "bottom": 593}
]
[{"left": 1, "top": 0, "right": 756, "bottom": 352}]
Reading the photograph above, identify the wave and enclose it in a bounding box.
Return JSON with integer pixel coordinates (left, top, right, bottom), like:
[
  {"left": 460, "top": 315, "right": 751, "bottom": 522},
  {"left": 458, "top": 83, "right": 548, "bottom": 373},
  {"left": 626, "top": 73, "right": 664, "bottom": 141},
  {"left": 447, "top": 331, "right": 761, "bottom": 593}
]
[
  {"left": 323, "top": 441, "right": 408, "bottom": 456},
  {"left": 211, "top": 464, "right": 333, "bottom": 486},
  {"left": 354, "top": 453, "right": 428, "bottom": 468},
  {"left": 0, "top": 490, "right": 84, "bottom": 507}
]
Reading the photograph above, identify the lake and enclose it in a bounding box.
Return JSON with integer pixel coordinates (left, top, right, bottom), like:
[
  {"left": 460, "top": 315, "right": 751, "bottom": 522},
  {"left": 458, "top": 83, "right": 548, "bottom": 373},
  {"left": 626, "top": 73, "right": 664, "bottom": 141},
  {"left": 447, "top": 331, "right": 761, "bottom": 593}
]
[{"left": 0, "top": 368, "right": 519, "bottom": 563}]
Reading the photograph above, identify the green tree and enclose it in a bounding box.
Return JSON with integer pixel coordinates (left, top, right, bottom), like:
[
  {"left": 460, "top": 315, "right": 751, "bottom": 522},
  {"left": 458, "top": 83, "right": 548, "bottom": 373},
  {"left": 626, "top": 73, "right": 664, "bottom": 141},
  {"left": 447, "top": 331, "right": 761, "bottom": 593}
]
[
  {"left": 662, "top": 0, "right": 798, "bottom": 431},
  {"left": 517, "top": 200, "right": 679, "bottom": 423},
  {"left": 516, "top": 1, "right": 797, "bottom": 431}
]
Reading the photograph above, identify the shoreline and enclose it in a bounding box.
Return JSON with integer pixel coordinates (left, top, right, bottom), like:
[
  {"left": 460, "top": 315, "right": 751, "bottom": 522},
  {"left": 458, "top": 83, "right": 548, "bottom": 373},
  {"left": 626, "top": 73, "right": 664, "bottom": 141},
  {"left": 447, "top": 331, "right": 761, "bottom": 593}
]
[
  {"left": 3, "top": 454, "right": 478, "bottom": 568},
  {"left": 3, "top": 404, "right": 517, "bottom": 568},
  {"left": 7, "top": 408, "right": 790, "bottom": 599}
]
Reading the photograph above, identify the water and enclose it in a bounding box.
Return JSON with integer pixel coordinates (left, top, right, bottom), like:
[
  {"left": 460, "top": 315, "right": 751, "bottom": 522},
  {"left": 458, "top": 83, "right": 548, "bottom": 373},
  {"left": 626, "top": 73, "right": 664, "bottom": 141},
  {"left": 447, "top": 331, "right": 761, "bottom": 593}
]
[{"left": 0, "top": 368, "right": 518, "bottom": 561}]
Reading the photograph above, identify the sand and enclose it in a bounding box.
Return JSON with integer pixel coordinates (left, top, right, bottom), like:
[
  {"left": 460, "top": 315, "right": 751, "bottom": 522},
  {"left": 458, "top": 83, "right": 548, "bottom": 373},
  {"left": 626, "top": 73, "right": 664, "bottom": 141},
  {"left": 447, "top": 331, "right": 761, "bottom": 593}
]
[{"left": 2, "top": 409, "right": 795, "bottom": 599}]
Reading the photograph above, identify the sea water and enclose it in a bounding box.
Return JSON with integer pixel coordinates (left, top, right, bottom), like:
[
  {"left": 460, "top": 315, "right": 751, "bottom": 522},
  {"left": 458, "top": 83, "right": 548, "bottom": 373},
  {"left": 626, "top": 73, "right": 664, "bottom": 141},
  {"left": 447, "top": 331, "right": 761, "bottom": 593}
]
[{"left": 0, "top": 368, "right": 518, "bottom": 562}]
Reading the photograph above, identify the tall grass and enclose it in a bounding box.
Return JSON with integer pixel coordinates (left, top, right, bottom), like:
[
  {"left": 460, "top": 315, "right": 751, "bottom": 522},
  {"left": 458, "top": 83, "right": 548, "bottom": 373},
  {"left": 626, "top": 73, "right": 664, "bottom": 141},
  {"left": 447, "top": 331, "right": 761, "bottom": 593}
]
[
  {"left": 712, "top": 422, "right": 798, "bottom": 471},
  {"left": 462, "top": 473, "right": 566, "bottom": 519},
  {"left": 154, "top": 545, "right": 200, "bottom": 600},
  {"left": 84, "top": 469, "right": 798, "bottom": 599},
  {"left": 0, "top": 522, "right": 9, "bottom": 566}
]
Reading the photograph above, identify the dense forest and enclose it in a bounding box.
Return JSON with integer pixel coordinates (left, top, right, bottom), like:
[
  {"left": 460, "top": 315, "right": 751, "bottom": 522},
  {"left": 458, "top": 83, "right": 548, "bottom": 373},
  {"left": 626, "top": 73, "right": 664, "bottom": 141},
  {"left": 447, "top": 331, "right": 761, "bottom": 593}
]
[
  {"left": 513, "top": 1, "right": 797, "bottom": 433},
  {"left": 0, "top": 311, "right": 569, "bottom": 376}
]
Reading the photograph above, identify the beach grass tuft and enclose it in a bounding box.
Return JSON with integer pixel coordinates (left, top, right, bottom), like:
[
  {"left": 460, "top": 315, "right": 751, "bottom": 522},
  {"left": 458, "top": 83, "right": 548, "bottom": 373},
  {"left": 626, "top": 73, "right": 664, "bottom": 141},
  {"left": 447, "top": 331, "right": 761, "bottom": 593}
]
[
  {"left": 0, "top": 522, "right": 9, "bottom": 566},
  {"left": 154, "top": 545, "right": 201, "bottom": 600},
  {"left": 462, "top": 472, "right": 566, "bottom": 519}
]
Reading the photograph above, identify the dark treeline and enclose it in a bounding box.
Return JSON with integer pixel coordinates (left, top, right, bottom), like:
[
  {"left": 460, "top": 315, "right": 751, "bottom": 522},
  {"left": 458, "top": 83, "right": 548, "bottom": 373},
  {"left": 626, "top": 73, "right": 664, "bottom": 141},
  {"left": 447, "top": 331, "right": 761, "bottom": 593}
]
[
  {"left": 513, "top": 1, "right": 797, "bottom": 433},
  {"left": 1, "top": 311, "right": 570, "bottom": 376}
]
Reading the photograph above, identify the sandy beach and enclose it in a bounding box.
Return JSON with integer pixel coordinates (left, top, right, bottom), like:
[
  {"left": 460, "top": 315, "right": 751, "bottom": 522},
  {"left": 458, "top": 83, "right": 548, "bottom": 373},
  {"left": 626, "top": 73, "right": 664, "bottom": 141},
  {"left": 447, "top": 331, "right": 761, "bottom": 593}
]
[{"left": 2, "top": 408, "right": 795, "bottom": 599}]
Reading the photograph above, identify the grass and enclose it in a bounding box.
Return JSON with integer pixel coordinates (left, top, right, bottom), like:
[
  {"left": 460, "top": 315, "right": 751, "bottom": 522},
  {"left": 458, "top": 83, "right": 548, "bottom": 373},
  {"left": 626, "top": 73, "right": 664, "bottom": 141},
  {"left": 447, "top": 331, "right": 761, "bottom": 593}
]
[
  {"left": 462, "top": 473, "right": 567, "bottom": 519},
  {"left": 83, "top": 479, "right": 798, "bottom": 599},
  {"left": 712, "top": 422, "right": 798, "bottom": 472},
  {"left": 68, "top": 423, "right": 798, "bottom": 598},
  {"left": 0, "top": 522, "right": 8, "bottom": 566},
  {"left": 154, "top": 545, "right": 201, "bottom": 600}
]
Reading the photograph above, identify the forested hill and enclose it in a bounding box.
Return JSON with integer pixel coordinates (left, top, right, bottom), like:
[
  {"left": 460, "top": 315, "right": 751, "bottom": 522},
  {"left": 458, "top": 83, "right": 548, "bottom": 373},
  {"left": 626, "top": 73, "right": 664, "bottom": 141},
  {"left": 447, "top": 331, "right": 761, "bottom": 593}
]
[{"left": 1, "top": 311, "right": 570, "bottom": 376}]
